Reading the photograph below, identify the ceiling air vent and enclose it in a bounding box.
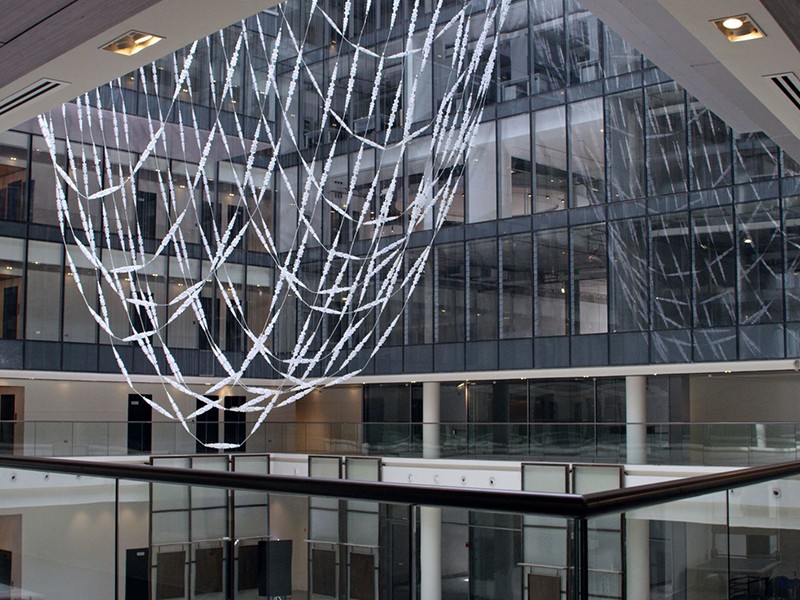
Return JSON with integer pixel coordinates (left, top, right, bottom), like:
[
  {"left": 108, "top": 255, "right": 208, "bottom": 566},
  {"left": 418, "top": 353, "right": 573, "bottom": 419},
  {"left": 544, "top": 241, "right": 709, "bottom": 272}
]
[
  {"left": 0, "top": 78, "right": 69, "bottom": 117},
  {"left": 767, "top": 72, "right": 800, "bottom": 111}
]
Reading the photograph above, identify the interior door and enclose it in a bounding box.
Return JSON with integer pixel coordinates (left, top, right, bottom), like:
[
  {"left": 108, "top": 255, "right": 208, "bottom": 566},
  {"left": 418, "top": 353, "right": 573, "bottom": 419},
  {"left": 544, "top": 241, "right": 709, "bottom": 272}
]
[
  {"left": 127, "top": 394, "right": 152, "bottom": 454},
  {"left": 0, "top": 395, "right": 14, "bottom": 454},
  {"left": 126, "top": 548, "right": 149, "bottom": 600}
]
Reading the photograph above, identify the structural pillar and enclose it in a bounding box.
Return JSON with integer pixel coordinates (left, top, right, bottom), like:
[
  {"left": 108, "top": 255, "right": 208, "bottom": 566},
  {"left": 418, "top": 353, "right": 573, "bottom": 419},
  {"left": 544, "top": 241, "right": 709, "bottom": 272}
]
[
  {"left": 625, "top": 376, "right": 649, "bottom": 598},
  {"left": 626, "top": 517, "right": 650, "bottom": 600},
  {"left": 420, "top": 382, "right": 442, "bottom": 600},
  {"left": 422, "top": 382, "right": 440, "bottom": 459},
  {"left": 420, "top": 507, "right": 442, "bottom": 600},
  {"left": 625, "top": 375, "right": 647, "bottom": 465}
]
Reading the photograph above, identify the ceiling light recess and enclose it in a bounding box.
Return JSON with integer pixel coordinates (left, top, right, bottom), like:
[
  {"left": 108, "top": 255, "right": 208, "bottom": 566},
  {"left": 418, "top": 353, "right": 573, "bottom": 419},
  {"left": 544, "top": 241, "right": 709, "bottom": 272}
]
[
  {"left": 712, "top": 14, "right": 764, "bottom": 42},
  {"left": 102, "top": 31, "right": 163, "bottom": 56}
]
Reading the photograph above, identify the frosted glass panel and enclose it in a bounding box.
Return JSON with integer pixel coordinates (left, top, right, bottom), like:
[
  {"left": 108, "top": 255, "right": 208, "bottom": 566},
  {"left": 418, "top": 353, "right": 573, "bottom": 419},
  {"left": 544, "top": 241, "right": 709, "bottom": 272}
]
[
  {"left": 192, "top": 507, "right": 228, "bottom": 540},
  {"left": 522, "top": 464, "right": 568, "bottom": 492},
  {"left": 152, "top": 511, "right": 190, "bottom": 546}
]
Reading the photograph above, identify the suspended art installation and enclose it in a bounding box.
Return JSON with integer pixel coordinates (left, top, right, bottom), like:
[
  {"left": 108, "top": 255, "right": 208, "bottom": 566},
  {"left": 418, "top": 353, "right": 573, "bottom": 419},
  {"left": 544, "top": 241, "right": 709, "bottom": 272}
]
[{"left": 37, "top": 0, "right": 510, "bottom": 447}]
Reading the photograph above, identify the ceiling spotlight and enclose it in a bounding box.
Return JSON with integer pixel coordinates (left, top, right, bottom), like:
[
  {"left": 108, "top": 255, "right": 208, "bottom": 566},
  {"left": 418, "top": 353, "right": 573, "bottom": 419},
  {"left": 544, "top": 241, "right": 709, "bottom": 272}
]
[
  {"left": 713, "top": 15, "right": 764, "bottom": 42},
  {"left": 102, "top": 31, "right": 163, "bottom": 56},
  {"left": 722, "top": 17, "right": 744, "bottom": 30}
]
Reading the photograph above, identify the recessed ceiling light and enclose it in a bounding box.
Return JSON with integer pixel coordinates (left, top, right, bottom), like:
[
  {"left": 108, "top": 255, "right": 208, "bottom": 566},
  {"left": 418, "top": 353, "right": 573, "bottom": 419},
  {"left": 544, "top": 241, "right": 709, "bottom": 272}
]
[
  {"left": 102, "top": 31, "right": 163, "bottom": 56},
  {"left": 722, "top": 17, "right": 744, "bottom": 30},
  {"left": 712, "top": 14, "right": 764, "bottom": 42}
]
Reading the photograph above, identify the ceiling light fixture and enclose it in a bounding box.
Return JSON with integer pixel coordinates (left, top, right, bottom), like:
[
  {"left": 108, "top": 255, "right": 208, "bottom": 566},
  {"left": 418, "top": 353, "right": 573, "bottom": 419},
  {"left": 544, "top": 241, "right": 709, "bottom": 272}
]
[
  {"left": 712, "top": 14, "right": 764, "bottom": 42},
  {"left": 722, "top": 17, "right": 744, "bottom": 30},
  {"left": 102, "top": 31, "right": 163, "bottom": 56}
]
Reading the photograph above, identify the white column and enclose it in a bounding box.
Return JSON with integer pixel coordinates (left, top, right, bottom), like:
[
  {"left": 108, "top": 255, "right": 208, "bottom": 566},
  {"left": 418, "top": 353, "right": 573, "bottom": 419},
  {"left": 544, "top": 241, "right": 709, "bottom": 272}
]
[
  {"left": 421, "top": 383, "right": 442, "bottom": 600},
  {"left": 626, "top": 375, "right": 647, "bottom": 465},
  {"left": 422, "top": 382, "right": 440, "bottom": 459},
  {"left": 420, "top": 506, "right": 442, "bottom": 600},
  {"left": 626, "top": 517, "right": 650, "bottom": 599}
]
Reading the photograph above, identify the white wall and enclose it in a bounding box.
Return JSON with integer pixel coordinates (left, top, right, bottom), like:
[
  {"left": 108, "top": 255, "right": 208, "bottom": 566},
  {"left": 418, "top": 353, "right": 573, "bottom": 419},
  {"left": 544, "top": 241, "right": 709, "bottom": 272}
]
[
  {"left": 269, "top": 494, "right": 309, "bottom": 594},
  {"left": 690, "top": 373, "right": 800, "bottom": 422}
]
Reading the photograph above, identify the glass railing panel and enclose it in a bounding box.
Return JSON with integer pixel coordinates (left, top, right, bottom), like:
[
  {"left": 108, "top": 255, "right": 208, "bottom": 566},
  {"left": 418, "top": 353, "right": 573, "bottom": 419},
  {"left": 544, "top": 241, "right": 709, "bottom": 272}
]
[
  {"left": 9, "top": 420, "right": 800, "bottom": 465},
  {"left": 617, "top": 489, "right": 729, "bottom": 600},
  {"left": 32, "top": 421, "right": 72, "bottom": 456},
  {"left": 727, "top": 477, "right": 800, "bottom": 599},
  {"left": 0, "top": 467, "right": 117, "bottom": 599},
  {"left": 72, "top": 421, "right": 110, "bottom": 455},
  {"left": 749, "top": 423, "right": 797, "bottom": 465},
  {"left": 108, "top": 421, "right": 129, "bottom": 455},
  {"left": 702, "top": 423, "right": 753, "bottom": 466}
]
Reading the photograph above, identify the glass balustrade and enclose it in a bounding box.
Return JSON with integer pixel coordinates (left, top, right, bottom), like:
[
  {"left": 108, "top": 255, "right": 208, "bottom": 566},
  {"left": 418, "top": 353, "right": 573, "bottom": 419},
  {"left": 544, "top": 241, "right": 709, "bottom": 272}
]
[
  {"left": 3, "top": 421, "right": 800, "bottom": 466},
  {"left": 0, "top": 455, "right": 797, "bottom": 599}
]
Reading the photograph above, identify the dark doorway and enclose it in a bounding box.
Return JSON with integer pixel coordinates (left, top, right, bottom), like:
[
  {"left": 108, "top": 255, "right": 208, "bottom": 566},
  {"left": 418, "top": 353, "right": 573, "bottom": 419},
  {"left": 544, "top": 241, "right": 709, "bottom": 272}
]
[
  {"left": 224, "top": 396, "right": 246, "bottom": 452},
  {"left": 384, "top": 520, "right": 410, "bottom": 600},
  {"left": 127, "top": 394, "right": 152, "bottom": 454},
  {"left": 0, "top": 395, "right": 14, "bottom": 454},
  {"left": 2, "top": 288, "right": 17, "bottom": 340},
  {"left": 125, "top": 548, "right": 149, "bottom": 600},
  {"left": 196, "top": 396, "right": 219, "bottom": 453},
  {"left": 0, "top": 549, "right": 11, "bottom": 590}
]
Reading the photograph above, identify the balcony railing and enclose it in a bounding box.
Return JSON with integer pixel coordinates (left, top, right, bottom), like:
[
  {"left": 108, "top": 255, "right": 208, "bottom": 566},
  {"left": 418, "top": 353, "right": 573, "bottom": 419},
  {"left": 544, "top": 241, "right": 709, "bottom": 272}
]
[
  {"left": 0, "top": 454, "right": 799, "bottom": 599},
  {"left": 4, "top": 420, "right": 800, "bottom": 466}
]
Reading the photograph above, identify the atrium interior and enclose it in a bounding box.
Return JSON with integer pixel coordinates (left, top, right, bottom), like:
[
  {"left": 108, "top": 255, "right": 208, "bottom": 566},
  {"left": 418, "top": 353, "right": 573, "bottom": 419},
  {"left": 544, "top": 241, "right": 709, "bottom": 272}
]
[{"left": 1, "top": 0, "right": 800, "bottom": 598}]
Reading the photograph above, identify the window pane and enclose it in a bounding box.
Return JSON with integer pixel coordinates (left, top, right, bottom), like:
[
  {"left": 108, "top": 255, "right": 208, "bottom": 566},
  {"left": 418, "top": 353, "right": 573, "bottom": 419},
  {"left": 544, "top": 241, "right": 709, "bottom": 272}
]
[
  {"left": 536, "top": 229, "right": 569, "bottom": 336},
  {"left": 501, "top": 235, "right": 532, "bottom": 339},
  {"left": 734, "top": 132, "right": 778, "bottom": 184},
  {"left": 137, "top": 156, "right": 170, "bottom": 240},
  {"left": 497, "top": 1, "right": 530, "bottom": 102},
  {"left": 604, "top": 28, "right": 640, "bottom": 77},
  {"left": 0, "top": 131, "right": 28, "bottom": 222},
  {"left": 437, "top": 151, "right": 464, "bottom": 227},
  {"left": 245, "top": 165, "right": 273, "bottom": 252},
  {"left": 467, "top": 122, "right": 497, "bottom": 223},
  {"left": 0, "top": 237, "right": 24, "bottom": 340},
  {"left": 409, "top": 138, "right": 434, "bottom": 231},
  {"left": 278, "top": 166, "right": 298, "bottom": 252},
  {"left": 693, "top": 207, "right": 735, "bottom": 327},
  {"left": 738, "top": 201, "right": 782, "bottom": 324},
  {"left": 168, "top": 257, "right": 200, "bottom": 348},
  {"left": 219, "top": 262, "right": 245, "bottom": 352},
  {"left": 570, "top": 98, "right": 605, "bottom": 206},
  {"left": 609, "top": 218, "right": 647, "bottom": 332},
  {"left": 530, "top": 380, "right": 594, "bottom": 422},
  {"left": 245, "top": 265, "right": 272, "bottom": 352},
  {"left": 785, "top": 197, "right": 800, "bottom": 320},
  {"left": 596, "top": 379, "right": 625, "bottom": 423},
  {"left": 607, "top": 90, "right": 644, "bottom": 201},
  {"left": 468, "top": 239, "right": 498, "bottom": 341},
  {"left": 406, "top": 247, "right": 433, "bottom": 345},
  {"left": 377, "top": 253, "right": 404, "bottom": 347},
  {"left": 26, "top": 241, "right": 63, "bottom": 341},
  {"left": 65, "top": 141, "right": 103, "bottom": 233},
  {"left": 646, "top": 82, "right": 687, "bottom": 195},
  {"left": 567, "top": 0, "right": 602, "bottom": 85},
  {"left": 689, "top": 98, "right": 732, "bottom": 190},
  {"left": 437, "top": 243, "right": 465, "bottom": 343},
  {"left": 31, "top": 136, "right": 65, "bottom": 226},
  {"left": 351, "top": 150, "right": 376, "bottom": 241},
  {"left": 572, "top": 224, "right": 607, "bottom": 334},
  {"left": 63, "top": 251, "right": 98, "bottom": 343},
  {"left": 378, "top": 145, "right": 404, "bottom": 237},
  {"left": 651, "top": 213, "right": 691, "bottom": 330},
  {"left": 532, "top": 0, "right": 565, "bottom": 93},
  {"left": 534, "top": 106, "right": 567, "bottom": 213},
  {"left": 408, "top": 31, "right": 433, "bottom": 123},
  {"left": 499, "top": 115, "right": 532, "bottom": 218}
]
